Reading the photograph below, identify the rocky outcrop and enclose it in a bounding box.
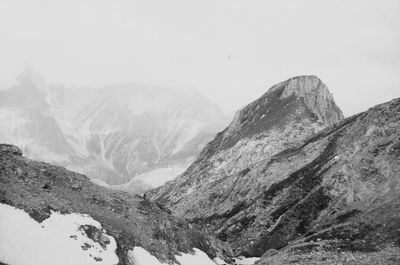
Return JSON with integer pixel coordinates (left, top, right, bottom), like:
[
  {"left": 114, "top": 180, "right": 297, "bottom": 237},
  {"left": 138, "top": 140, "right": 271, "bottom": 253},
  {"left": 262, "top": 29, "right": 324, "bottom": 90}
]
[
  {"left": 0, "top": 144, "right": 23, "bottom": 156},
  {"left": 0, "top": 144, "right": 232, "bottom": 264}
]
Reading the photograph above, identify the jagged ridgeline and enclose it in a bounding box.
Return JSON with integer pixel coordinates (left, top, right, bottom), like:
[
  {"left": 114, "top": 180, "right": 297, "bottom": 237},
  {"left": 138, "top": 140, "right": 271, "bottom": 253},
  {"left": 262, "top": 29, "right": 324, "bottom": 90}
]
[{"left": 149, "top": 76, "right": 400, "bottom": 264}]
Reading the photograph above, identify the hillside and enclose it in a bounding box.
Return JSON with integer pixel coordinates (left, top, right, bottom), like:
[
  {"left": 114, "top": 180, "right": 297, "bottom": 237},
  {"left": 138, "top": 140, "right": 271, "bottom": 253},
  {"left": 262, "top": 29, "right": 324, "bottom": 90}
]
[{"left": 0, "top": 144, "right": 232, "bottom": 265}]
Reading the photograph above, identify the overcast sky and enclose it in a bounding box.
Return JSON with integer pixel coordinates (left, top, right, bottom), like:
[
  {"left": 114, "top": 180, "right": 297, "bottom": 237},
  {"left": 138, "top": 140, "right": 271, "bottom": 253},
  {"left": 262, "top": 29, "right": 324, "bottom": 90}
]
[{"left": 0, "top": 0, "right": 399, "bottom": 116}]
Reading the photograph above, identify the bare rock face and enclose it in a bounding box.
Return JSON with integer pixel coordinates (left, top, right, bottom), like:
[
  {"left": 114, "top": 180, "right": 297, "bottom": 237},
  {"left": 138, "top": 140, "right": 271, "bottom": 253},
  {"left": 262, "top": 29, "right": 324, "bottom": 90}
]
[
  {"left": 148, "top": 75, "right": 344, "bottom": 252},
  {"left": 253, "top": 97, "right": 400, "bottom": 264},
  {"left": 0, "top": 145, "right": 233, "bottom": 264},
  {"left": 280, "top": 76, "right": 343, "bottom": 125}
]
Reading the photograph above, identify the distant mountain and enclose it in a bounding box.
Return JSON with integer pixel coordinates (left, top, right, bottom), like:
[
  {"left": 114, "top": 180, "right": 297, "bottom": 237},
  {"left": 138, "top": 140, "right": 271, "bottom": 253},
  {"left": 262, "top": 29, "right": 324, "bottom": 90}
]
[
  {"left": 0, "top": 70, "right": 78, "bottom": 165},
  {"left": 0, "top": 144, "right": 232, "bottom": 265},
  {"left": 0, "top": 69, "right": 229, "bottom": 189}
]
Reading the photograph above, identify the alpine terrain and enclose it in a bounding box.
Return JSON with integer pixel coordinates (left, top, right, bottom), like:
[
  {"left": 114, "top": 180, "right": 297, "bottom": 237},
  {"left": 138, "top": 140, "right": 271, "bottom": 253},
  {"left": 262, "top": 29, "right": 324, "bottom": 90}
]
[
  {"left": 0, "top": 144, "right": 233, "bottom": 265},
  {"left": 149, "top": 76, "right": 400, "bottom": 264},
  {"left": 0, "top": 68, "right": 229, "bottom": 191}
]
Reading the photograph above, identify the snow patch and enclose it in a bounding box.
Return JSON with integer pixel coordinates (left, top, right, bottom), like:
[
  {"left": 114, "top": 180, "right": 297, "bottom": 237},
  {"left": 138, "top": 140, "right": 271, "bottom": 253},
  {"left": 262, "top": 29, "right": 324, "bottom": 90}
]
[
  {"left": 129, "top": 246, "right": 166, "bottom": 265},
  {"left": 133, "top": 166, "right": 186, "bottom": 188},
  {"left": 91, "top": 178, "right": 111, "bottom": 187},
  {"left": 175, "top": 248, "right": 218, "bottom": 265},
  {"left": 129, "top": 246, "right": 222, "bottom": 265},
  {"left": 234, "top": 256, "right": 260, "bottom": 265},
  {"left": 0, "top": 203, "right": 118, "bottom": 265},
  {"left": 108, "top": 166, "right": 186, "bottom": 194},
  {"left": 213, "top": 257, "right": 228, "bottom": 264}
]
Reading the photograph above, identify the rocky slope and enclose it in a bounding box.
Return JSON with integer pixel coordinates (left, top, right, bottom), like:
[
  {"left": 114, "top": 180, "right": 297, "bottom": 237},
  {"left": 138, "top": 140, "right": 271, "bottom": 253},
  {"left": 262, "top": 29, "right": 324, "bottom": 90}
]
[
  {"left": 0, "top": 144, "right": 232, "bottom": 265},
  {"left": 0, "top": 68, "right": 229, "bottom": 189},
  {"left": 254, "top": 97, "right": 400, "bottom": 264},
  {"left": 149, "top": 76, "right": 400, "bottom": 262},
  {"left": 148, "top": 75, "right": 343, "bottom": 223}
]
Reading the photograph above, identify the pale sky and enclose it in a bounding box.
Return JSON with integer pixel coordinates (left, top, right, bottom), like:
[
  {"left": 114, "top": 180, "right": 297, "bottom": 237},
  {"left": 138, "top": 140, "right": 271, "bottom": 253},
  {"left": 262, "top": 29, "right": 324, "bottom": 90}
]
[{"left": 0, "top": 0, "right": 399, "bottom": 116}]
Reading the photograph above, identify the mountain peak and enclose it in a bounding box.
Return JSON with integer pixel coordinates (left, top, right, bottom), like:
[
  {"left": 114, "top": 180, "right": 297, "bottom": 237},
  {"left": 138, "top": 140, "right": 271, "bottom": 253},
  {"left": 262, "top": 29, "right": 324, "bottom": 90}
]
[
  {"left": 278, "top": 75, "right": 344, "bottom": 125},
  {"left": 219, "top": 75, "right": 343, "bottom": 151},
  {"left": 17, "top": 63, "right": 46, "bottom": 89},
  {"left": 277, "top": 75, "right": 326, "bottom": 97}
]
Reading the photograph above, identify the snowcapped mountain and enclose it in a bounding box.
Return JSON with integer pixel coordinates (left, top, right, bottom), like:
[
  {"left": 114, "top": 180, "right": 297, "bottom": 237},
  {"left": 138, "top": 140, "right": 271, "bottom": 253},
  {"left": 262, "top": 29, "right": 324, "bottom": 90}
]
[{"left": 0, "top": 69, "right": 229, "bottom": 189}]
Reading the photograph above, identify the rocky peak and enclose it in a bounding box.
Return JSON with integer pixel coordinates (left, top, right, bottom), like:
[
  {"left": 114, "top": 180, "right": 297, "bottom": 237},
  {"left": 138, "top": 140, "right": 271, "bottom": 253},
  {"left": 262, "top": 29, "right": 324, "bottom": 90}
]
[
  {"left": 196, "top": 75, "right": 343, "bottom": 162},
  {"left": 1, "top": 69, "right": 50, "bottom": 112},
  {"left": 279, "top": 75, "right": 343, "bottom": 125},
  {"left": 17, "top": 64, "right": 46, "bottom": 90},
  {"left": 229, "top": 75, "right": 342, "bottom": 133}
]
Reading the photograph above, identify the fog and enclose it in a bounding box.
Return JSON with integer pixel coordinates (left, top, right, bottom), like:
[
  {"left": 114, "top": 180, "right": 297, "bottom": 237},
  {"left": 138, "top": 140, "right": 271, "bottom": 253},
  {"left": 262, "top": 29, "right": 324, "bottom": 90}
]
[{"left": 0, "top": 0, "right": 399, "bottom": 115}]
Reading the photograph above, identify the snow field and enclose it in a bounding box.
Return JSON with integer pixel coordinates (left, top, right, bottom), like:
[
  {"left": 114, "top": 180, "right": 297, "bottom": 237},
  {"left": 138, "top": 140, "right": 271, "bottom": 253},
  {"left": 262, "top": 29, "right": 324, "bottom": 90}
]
[{"left": 0, "top": 203, "right": 119, "bottom": 265}]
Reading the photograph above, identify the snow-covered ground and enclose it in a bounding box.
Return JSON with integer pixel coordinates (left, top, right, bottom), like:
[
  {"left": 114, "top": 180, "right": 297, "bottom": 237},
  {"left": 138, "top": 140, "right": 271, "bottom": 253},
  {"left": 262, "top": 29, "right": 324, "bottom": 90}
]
[
  {"left": 123, "top": 166, "right": 186, "bottom": 189},
  {"left": 0, "top": 203, "right": 260, "bottom": 265},
  {"left": 0, "top": 203, "right": 118, "bottom": 265},
  {"left": 91, "top": 166, "right": 187, "bottom": 194},
  {"left": 129, "top": 246, "right": 222, "bottom": 265}
]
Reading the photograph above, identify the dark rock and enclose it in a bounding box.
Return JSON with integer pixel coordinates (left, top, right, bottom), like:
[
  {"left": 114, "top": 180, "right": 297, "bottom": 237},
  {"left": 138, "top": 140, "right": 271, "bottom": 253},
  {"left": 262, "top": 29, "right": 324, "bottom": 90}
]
[
  {"left": 0, "top": 144, "right": 22, "bottom": 156},
  {"left": 81, "top": 243, "right": 92, "bottom": 250}
]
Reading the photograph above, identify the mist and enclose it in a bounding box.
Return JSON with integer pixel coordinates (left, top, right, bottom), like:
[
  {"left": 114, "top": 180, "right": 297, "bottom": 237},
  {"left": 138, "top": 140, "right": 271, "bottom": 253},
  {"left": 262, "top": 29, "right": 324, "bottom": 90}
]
[{"left": 0, "top": 0, "right": 399, "bottom": 116}]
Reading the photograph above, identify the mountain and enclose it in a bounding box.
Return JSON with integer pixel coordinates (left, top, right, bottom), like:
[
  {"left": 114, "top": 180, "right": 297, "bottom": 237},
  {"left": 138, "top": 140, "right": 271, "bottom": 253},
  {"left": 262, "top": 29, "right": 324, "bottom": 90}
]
[
  {"left": 0, "top": 70, "right": 78, "bottom": 165},
  {"left": 2, "top": 70, "right": 399, "bottom": 264},
  {"left": 148, "top": 76, "right": 400, "bottom": 263},
  {"left": 253, "top": 97, "right": 400, "bottom": 264},
  {"left": 0, "top": 144, "right": 233, "bottom": 265},
  {"left": 0, "top": 69, "right": 229, "bottom": 189},
  {"left": 148, "top": 75, "right": 344, "bottom": 219},
  {"left": 49, "top": 83, "right": 227, "bottom": 186}
]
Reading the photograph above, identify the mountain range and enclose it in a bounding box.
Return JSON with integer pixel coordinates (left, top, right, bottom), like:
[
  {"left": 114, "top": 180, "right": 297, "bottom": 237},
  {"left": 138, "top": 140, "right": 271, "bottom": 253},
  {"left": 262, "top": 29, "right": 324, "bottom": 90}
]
[
  {"left": 1, "top": 74, "right": 399, "bottom": 265},
  {"left": 0, "top": 68, "right": 230, "bottom": 192}
]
